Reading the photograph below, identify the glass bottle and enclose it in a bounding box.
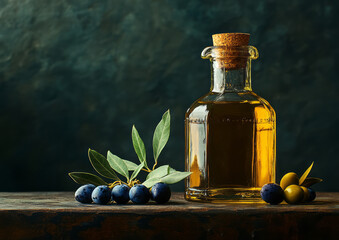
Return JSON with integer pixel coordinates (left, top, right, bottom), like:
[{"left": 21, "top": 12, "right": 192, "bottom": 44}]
[{"left": 185, "top": 33, "right": 276, "bottom": 202}]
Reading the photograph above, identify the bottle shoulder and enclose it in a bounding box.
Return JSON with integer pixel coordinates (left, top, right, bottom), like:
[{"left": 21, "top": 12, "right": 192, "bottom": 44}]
[
  {"left": 186, "top": 91, "right": 275, "bottom": 122},
  {"left": 252, "top": 92, "right": 276, "bottom": 119}
]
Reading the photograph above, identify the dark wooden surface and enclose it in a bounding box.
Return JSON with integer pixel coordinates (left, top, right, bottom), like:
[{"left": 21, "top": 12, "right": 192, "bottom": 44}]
[{"left": 0, "top": 192, "right": 338, "bottom": 240}]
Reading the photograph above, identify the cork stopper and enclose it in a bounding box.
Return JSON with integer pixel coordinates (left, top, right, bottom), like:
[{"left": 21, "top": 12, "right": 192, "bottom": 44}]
[
  {"left": 212, "top": 33, "right": 250, "bottom": 69},
  {"left": 212, "top": 33, "right": 250, "bottom": 47}
]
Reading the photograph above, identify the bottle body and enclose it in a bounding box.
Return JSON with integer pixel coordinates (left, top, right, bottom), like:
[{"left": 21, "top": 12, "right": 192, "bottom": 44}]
[{"left": 185, "top": 91, "right": 276, "bottom": 202}]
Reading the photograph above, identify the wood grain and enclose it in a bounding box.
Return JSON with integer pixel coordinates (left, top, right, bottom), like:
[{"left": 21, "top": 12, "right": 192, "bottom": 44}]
[{"left": 0, "top": 192, "right": 338, "bottom": 239}]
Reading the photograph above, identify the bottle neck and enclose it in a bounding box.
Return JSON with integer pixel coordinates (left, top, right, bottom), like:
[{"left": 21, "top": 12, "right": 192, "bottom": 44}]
[{"left": 210, "top": 59, "right": 252, "bottom": 93}]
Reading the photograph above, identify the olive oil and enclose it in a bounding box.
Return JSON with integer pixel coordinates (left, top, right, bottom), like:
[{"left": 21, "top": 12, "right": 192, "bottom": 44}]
[
  {"left": 184, "top": 33, "right": 276, "bottom": 202},
  {"left": 185, "top": 95, "right": 275, "bottom": 202}
]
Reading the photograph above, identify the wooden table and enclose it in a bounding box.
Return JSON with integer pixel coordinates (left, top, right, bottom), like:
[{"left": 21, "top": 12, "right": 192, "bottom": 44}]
[{"left": 0, "top": 192, "right": 338, "bottom": 240}]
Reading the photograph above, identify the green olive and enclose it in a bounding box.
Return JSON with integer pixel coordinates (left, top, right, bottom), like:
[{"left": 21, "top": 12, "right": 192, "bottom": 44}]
[
  {"left": 284, "top": 185, "right": 304, "bottom": 204},
  {"left": 300, "top": 186, "right": 310, "bottom": 203},
  {"left": 280, "top": 172, "right": 299, "bottom": 190}
]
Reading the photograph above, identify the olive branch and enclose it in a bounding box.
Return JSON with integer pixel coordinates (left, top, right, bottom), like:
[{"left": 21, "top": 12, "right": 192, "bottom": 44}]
[{"left": 69, "top": 110, "right": 191, "bottom": 188}]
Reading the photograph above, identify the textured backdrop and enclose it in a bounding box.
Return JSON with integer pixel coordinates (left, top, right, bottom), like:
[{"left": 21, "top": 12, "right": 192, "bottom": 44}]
[{"left": 0, "top": 0, "right": 338, "bottom": 191}]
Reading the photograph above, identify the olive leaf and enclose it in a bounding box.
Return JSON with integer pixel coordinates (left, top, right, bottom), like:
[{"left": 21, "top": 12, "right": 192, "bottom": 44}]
[
  {"left": 161, "top": 171, "right": 192, "bottom": 184},
  {"left": 68, "top": 172, "right": 107, "bottom": 186},
  {"left": 143, "top": 177, "right": 161, "bottom": 188},
  {"left": 299, "top": 162, "right": 314, "bottom": 185},
  {"left": 146, "top": 165, "right": 169, "bottom": 180},
  {"left": 130, "top": 163, "right": 144, "bottom": 181},
  {"left": 152, "top": 110, "right": 170, "bottom": 163},
  {"left": 107, "top": 151, "right": 130, "bottom": 181},
  {"left": 142, "top": 170, "right": 192, "bottom": 188},
  {"left": 301, "top": 177, "right": 323, "bottom": 187},
  {"left": 132, "top": 125, "right": 148, "bottom": 168},
  {"left": 124, "top": 160, "right": 139, "bottom": 171},
  {"left": 88, "top": 149, "right": 120, "bottom": 181}
]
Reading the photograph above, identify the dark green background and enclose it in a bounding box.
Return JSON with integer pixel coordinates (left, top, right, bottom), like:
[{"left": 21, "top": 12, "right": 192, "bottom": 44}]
[{"left": 0, "top": 0, "right": 338, "bottom": 191}]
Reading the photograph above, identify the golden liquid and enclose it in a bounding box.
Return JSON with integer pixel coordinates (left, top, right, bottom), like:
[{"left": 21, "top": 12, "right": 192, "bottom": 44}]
[{"left": 185, "top": 94, "right": 276, "bottom": 202}]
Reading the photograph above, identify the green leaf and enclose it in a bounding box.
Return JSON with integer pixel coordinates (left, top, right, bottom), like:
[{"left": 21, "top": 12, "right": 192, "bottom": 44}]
[
  {"left": 107, "top": 151, "right": 130, "bottom": 181},
  {"left": 132, "top": 125, "right": 148, "bottom": 168},
  {"left": 88, "top": 149, "right": 120, "bottom": 181},
  {"left": 152, "top": 110, "right": 170, "bottom": 162},
  {"left": 143, "top": 177, "right": 161, "bottom": 188},
  {"left": 301, "top": 177, "right": 323, "bottom": 187},
  {"left": 143, "top": 170, "right": 192, "bottom": 187},
  {"left": 299, "top": 162, "right": 314, "bottom": 185},
  {"left": 68, "top": 172, "right": 107, "bottom": 186},
  {"left": 124, "top": 160, "right": 139, "bottom": 171},
  {"left": 130, "top": 163, "right": 144, "bottom": 181},
  {"left": 160, "top": 171, "right": 192, "bottom": 184},
  {"left": 146, "top": 165, "right": 169, "bottom": 180},
  {"left": 169, "top": 167, "right": 176, "bottom": 174}
]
